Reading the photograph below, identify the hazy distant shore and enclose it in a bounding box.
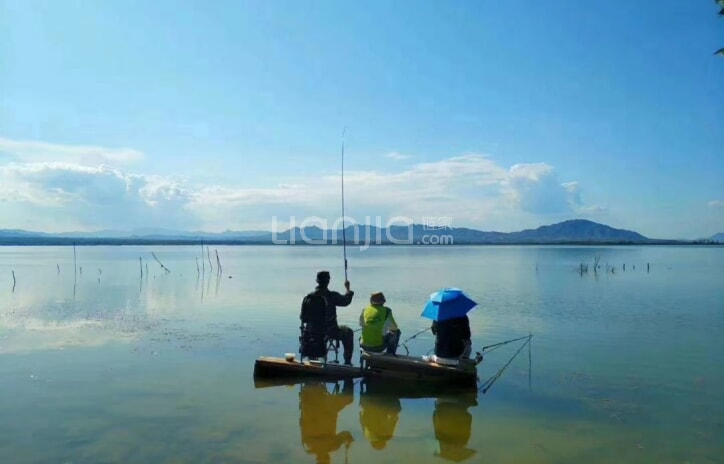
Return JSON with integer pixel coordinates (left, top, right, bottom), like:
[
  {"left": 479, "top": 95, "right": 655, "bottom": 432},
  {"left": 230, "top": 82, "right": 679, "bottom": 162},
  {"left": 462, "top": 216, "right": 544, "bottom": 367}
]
[{"left": 0, "top": 238, "right": 719, "bottom": 246}]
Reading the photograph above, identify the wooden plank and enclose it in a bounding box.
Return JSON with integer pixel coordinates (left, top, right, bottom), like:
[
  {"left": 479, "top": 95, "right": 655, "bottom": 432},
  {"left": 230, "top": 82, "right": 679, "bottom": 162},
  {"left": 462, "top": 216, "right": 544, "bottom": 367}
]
[{"left": 253, "top": 356, "right": 362, "bottom": 381}]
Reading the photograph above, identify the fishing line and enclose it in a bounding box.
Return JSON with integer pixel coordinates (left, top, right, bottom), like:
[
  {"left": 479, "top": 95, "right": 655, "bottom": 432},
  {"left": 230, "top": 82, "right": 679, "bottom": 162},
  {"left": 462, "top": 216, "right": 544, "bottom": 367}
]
[
  {"left": 398, "top": 327, "right": 431, "bottom": 355},
  {"left": 478, "top": 334, "right": 533, "bottom": 394}
]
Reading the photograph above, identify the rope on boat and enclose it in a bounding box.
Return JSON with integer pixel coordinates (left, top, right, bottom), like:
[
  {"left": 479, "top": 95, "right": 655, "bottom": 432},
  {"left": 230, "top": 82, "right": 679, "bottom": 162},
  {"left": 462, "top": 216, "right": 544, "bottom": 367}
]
[{"left": 478, "top": 334, "right": 532, "bottom": 394}]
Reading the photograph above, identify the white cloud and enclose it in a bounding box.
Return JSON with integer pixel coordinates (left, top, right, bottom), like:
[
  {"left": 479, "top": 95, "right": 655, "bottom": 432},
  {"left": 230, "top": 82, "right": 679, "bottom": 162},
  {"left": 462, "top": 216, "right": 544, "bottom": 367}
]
[
  {"left": 0, "top": 137, "right": 600, "bottom": 232},
  {"left": 708, "top": 200, "right": 724, "bottom": 208},
  {"left": 0, "top": 162, "right": 196, "bottom": 231},
  {"left": 503, "top": 163, "right": 585, "bottom": 215},
  {"left": 384, "top": 151, "right": 411, "bottom": 160},
  {"left": 0, "top": 137, "right": 144, "bottom": 166}
]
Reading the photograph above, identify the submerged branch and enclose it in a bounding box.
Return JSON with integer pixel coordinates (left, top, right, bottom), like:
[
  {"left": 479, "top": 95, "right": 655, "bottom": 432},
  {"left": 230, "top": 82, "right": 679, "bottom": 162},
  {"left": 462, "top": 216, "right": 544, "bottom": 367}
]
[{"left": 151, "top": 252, "right": 171, "bottom": 273}]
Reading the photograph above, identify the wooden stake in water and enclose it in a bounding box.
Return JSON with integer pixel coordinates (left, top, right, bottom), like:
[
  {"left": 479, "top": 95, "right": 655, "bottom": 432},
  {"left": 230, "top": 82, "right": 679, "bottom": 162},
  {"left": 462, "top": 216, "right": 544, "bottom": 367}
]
[
  {"left": 11, "top": 270, "right": 16, "bottom": 292},
  {"left": 201, "top": 242, "right": 205, "bottom": 277},
  {"left": 140, "top": 257, "right": 143, "bottom": 278},
  {"left": 215, "top": 249, "right": 222, "bottom": 275}
]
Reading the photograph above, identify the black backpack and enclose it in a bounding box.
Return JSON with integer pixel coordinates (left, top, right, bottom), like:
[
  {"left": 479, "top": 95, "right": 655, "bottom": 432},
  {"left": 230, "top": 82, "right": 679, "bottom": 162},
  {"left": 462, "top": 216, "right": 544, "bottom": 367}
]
[{"left": 300, "top": 291, "right": 329, "bottom": 331}]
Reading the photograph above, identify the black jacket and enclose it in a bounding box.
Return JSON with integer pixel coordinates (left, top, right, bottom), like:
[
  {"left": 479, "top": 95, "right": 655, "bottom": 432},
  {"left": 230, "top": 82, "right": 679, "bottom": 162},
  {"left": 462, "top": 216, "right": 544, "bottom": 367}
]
[
  {"left": 314, "top": 285, "right": 354, "bottom": 330},
  {"left": 431, "top": 316, "right": 471, "bottom": 358}
]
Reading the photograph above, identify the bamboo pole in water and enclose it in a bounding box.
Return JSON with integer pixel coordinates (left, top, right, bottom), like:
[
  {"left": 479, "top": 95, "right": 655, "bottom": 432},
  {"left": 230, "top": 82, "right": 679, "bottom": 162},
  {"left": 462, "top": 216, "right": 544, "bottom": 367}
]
[
  {"left": 12, "top": 270, "right": 16, "bottom": 292},
  {"left": 215, "top": 249, "right": 222, "bottom": 275}
]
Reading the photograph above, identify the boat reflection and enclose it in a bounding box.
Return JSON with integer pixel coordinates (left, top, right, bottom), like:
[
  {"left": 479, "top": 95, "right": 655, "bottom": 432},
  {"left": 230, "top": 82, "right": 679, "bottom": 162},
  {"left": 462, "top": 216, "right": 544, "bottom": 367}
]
[
  {"left": 432, "top": 394, "right": 478, "bottom": 461},
  {"left": 359, "top": 378, "right": 478, "bottom": 461},
  {"left": 358, "top": 380, "right": 401, "bottom": 450},
  {"left": 298, "top": 379, "right": 354, "bottom": 464},
  {"left": 255, "top": 376, "right": 479, "bottom": 463}
]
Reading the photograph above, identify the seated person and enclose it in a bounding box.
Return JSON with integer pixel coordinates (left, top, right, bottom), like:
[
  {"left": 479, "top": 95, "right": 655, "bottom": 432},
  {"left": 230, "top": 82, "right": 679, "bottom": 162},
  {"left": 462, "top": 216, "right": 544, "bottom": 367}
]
[
  {"left": 431, "top": 315, "right": 472, "bottom": 364},
  {"left": 359, "top": 292, "right": 401, "bottom": 355}
]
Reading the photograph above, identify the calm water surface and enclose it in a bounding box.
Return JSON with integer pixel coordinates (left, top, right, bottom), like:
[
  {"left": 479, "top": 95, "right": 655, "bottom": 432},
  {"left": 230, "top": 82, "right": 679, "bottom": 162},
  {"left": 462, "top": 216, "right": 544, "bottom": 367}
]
[{"left": 1, "top": 245, "right": 722, "bottom": 463}]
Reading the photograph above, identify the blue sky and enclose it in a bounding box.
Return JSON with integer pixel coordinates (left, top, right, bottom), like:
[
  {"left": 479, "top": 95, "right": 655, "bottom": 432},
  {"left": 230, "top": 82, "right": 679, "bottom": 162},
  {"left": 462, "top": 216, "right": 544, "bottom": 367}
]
[{"left": 1, "top": 0, "right": 722, "bottom": 238}]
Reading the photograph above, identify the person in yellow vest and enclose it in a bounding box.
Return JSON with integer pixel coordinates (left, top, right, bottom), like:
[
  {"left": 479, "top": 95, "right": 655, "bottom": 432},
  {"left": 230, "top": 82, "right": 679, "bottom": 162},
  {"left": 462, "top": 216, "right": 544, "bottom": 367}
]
[{"left": 359, "top": 292, "right": 401, "bottom": 355}]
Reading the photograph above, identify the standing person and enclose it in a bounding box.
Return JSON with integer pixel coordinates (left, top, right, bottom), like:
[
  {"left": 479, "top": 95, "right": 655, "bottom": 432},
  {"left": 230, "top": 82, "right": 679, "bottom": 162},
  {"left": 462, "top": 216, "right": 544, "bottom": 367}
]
[
  {"left": 307, "top": 270, "right": 355, "bottom": 365},
  {"left": 359, "top": 292, "right": 401, "bottom": 355}
]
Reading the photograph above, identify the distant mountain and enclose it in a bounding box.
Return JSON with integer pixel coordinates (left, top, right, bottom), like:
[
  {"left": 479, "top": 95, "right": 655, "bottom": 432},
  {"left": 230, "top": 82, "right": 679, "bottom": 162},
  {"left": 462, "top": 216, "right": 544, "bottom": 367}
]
[
  {"left": 711, "top": 233, "right": 724, "bottom": 243},
  {"left": 0, "top": 228, "right": 270, "bottom": 240},
  {"left": 0, "top": 219, "right": 660, "bottom": 245},
  {"left": 507, "top": 219, "right": 647, "bottom": 242}
]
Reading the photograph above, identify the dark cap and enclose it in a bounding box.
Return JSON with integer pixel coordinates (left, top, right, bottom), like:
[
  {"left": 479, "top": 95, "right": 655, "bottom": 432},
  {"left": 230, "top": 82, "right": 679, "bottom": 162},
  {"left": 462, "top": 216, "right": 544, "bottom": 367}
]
[{"left": 316, "top": 271, "right": 330, "bottom": 283}]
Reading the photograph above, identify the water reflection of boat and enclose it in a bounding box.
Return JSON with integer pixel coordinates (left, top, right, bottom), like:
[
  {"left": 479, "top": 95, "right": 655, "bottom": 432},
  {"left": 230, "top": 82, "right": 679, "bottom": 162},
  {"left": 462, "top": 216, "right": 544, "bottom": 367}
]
[
  {"left": 298, "top": 379, "right": 354, "bottom": 464},
  {"left": 359, "top": 378, "right": 478, "bottom": 461},
  {"left": 257, "top": 377, "right": 479, "bottom": 463},
  {"left": 432, "top": 395, "right": 478, "bottom": 462},
  {"left": 358, "top": 380, "right": 401, "bottom": 450}
]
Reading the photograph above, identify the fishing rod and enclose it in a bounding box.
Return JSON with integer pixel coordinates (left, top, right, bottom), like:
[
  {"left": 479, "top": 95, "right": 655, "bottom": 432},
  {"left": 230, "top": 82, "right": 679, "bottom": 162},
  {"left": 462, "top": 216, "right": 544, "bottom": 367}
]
[
  {"left": 399, "top": 327, "right": 431, "bottom": 356},
  {"left": 340, "top": 126, "right": 348, "bottom": 282},
  {"left": 480, "top": 334, "right": 532, "bottom": 354},
  {"left": 478, "top": 333, "right": 533, "bottom": 394}
]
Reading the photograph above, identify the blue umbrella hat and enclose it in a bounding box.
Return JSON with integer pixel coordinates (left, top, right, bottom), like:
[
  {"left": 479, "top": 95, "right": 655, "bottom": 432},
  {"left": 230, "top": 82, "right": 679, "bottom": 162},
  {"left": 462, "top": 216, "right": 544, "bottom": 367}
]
[{"left": 421, "top": 288, "right": 478, "bottom": 322}]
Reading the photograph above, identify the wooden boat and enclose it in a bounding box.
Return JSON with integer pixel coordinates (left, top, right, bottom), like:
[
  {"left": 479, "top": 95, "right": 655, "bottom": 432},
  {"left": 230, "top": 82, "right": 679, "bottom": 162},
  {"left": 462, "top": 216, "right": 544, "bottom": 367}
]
[
  {"left": 253, "top": 350, "right": 480, "bottom": 387},
  {"left": 360, "top": 351, "right": 479, "bottom": 387}
]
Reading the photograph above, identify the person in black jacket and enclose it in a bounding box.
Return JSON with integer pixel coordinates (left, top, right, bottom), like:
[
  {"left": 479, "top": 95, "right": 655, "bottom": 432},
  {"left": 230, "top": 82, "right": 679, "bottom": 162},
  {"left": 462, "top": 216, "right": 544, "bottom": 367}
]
[
  {"left": 314, "top": 270, "right": 355, "bottom": 365},
  {"left": 431, "top": 315, "right": 472, "bottom": 359}
]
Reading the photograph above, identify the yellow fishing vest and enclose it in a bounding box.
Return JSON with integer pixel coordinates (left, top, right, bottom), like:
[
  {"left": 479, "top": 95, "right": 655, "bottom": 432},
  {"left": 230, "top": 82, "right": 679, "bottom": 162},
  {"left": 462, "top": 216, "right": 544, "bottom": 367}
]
[{"left": 360, "top": 304, "right": 392, "bottom": 347}]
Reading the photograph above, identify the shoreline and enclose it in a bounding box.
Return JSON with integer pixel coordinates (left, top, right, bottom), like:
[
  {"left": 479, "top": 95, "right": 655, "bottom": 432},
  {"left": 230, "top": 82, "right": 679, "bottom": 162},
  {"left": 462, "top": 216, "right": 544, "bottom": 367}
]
[{"left": 0, "top": 239, "right": 720, "bottom": 247}]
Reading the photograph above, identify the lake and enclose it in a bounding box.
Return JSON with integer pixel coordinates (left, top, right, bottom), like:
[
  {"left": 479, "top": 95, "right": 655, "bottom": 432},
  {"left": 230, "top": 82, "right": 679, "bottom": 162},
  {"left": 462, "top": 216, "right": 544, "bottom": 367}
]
[{"left": 1, "top": 245, "right": 722, "bottom": 463}]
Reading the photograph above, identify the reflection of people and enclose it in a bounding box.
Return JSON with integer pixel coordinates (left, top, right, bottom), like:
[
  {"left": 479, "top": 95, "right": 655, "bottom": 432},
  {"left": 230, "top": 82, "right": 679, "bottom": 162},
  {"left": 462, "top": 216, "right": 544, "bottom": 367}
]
[
  {"left": 358, "top": 380, "right": 402, "bottom": 450},
  {"left": 431, "top": 316, "right": 472, "bottom": 363},
  {"left": 359, "top": 291, "right": 401, "bottom": 355},
  {"left": 432, "top": 394, "right": 478, "bottom": 462},
  {"left": 299, "top": 380, "right": 354, "bottom": 464}
]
